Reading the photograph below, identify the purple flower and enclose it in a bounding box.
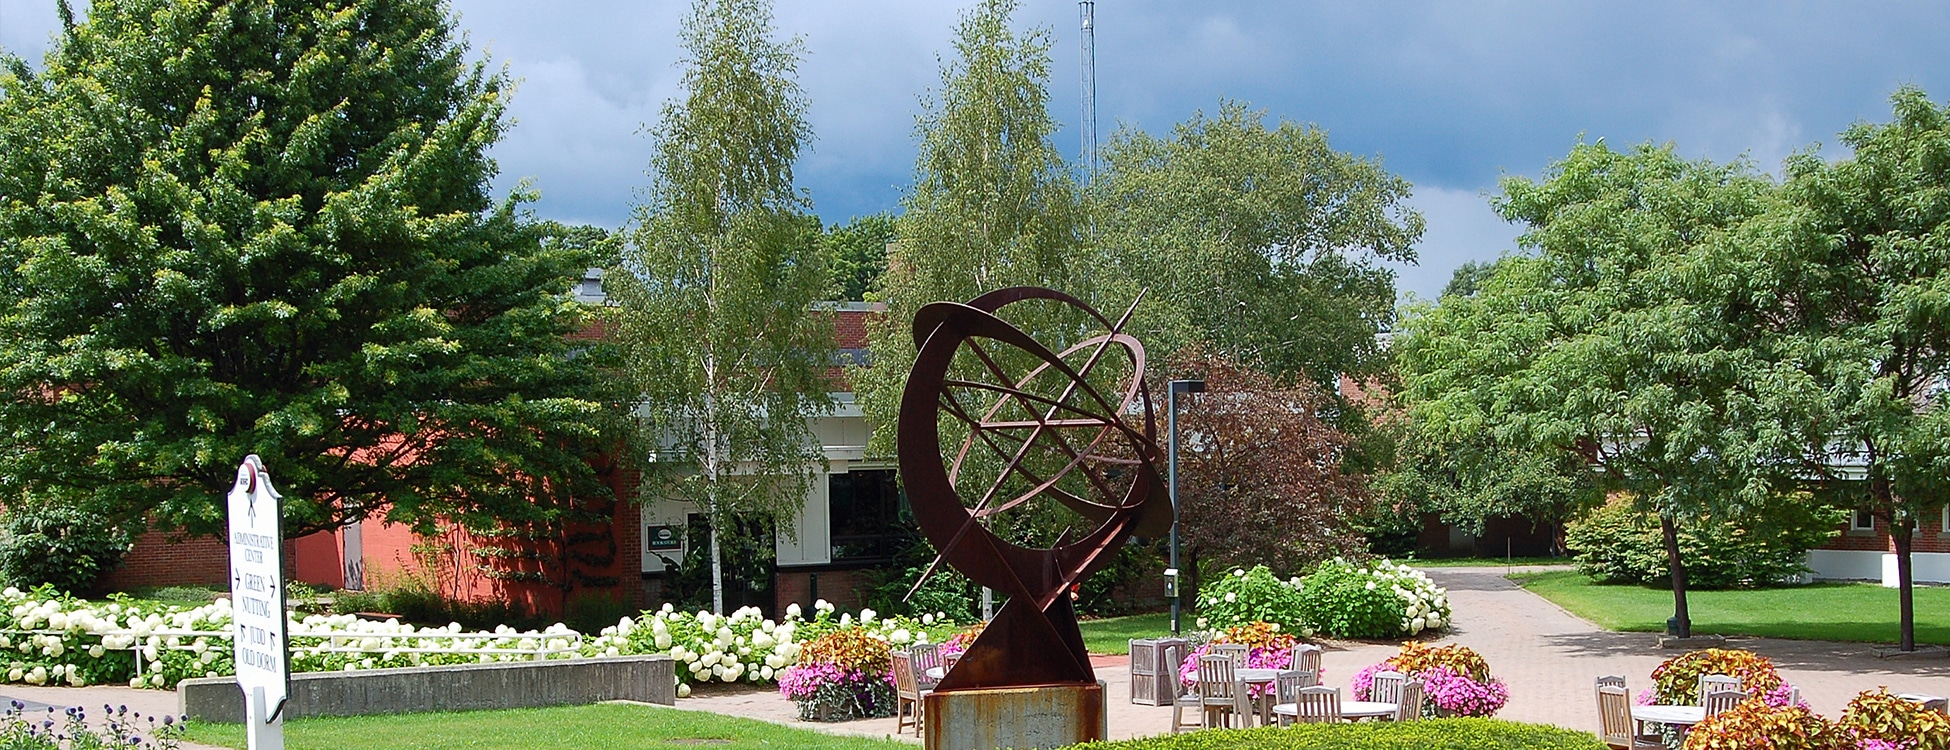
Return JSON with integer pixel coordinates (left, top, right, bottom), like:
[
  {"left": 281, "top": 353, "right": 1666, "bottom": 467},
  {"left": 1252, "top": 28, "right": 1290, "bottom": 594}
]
[{"left": 1420, "top": 666, "right": 1509, "bottom": 718}]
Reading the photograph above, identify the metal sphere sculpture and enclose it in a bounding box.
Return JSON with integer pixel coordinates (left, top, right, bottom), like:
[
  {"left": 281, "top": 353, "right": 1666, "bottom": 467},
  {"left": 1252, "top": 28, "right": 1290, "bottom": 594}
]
[{"left": 898, "top": 287, "right": 1169, "bottom": 691}]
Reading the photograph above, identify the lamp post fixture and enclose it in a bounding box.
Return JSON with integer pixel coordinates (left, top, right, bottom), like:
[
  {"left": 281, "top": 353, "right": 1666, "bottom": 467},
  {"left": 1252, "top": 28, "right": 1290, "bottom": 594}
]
[{"left": 1167, "top": 378, "right": 1205, "bottom": 636}]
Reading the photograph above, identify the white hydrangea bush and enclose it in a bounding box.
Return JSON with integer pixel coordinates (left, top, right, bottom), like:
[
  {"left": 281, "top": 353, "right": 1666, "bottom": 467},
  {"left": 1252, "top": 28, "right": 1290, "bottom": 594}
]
[
  {"left": 1370, "top": 559, "right": 1451, "bottom": 635},
  {"left": 1295, "top": 558, "right": 1454, "bottom": 639},
  {"left": 585, "top": 599, "right": 936, "bottom": 698}
]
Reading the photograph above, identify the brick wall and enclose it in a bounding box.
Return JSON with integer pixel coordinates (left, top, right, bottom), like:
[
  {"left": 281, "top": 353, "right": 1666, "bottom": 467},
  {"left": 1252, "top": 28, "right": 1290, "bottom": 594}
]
[
  {"left": 1824, "top": 513, "right": 1950, "bottom": 554},
  {"left": 105, "top": 530, "right": 232, "bottom": 590}
]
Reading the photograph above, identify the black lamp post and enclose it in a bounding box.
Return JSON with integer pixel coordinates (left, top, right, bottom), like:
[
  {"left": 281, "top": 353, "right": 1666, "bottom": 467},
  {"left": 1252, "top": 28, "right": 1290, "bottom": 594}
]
[{"left": 1167, "top": 378, "right": 1205, "bottom": 635}]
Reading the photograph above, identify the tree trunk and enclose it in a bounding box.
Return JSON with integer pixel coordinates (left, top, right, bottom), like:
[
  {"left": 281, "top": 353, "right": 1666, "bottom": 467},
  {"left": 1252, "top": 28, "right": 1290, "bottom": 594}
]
[
  {"left": 1661, "top": 514, "right": 1691, "bottom": 639},
  {"left": 704, "top": 349, "right": 725, "bottom": 615},
  {"left": 1893, "top": 512, "right": 1916, "bottom": 652}
]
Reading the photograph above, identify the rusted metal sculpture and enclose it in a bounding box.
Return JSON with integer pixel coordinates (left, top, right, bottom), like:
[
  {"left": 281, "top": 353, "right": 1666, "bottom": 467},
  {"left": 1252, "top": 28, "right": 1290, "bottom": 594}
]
[{"left": 899, "top": 287, "right": 1170, "bottom": 691}]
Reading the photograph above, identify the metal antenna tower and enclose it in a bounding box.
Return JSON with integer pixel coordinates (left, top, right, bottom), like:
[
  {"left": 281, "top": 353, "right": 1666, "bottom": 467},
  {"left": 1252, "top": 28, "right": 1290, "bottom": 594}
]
[{"left": 1079, "top": 1, "right": 1098, "bottom": 183}]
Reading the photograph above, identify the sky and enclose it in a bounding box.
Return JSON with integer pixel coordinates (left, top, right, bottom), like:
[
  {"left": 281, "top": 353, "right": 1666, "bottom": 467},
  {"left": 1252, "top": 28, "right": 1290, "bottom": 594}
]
[{"left": 5, "top": 1, "right": 1950, "bottom": 300}]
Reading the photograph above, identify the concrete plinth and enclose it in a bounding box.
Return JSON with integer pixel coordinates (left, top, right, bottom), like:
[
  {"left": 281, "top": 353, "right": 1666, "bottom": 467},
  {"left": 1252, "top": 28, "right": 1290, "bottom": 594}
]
[{"left": 923, "top": 682, "right": 1106, "bottom": 750}]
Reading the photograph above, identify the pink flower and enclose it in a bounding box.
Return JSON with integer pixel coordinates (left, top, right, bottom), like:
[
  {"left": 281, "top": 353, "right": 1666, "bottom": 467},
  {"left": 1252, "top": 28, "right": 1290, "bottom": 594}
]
[{"left": 1419, "top": 666, "right": 1509, "bottom": 718}]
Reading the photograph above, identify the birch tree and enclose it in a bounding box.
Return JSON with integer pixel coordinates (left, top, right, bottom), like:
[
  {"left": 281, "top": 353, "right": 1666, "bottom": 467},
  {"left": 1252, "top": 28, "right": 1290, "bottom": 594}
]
[{"left": 610, "top": 0, "right": 833, "bottom": 614}]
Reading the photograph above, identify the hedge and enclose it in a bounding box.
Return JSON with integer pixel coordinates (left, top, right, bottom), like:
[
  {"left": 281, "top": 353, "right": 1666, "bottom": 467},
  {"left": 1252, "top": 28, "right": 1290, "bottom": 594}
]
[{"left": 1075, "top": 719, "right": 1605, "bottom": 750}]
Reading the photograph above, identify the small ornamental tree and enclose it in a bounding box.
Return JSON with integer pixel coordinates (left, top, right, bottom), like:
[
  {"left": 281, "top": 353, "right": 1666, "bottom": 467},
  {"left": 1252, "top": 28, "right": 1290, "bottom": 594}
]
[{"left": 1173, "top": 346, "right": 1370, "bottom": 600}]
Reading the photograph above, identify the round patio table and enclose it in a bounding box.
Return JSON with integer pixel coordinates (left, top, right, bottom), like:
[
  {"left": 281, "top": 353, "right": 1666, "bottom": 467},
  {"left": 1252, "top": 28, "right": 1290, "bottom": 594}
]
[
  {"left": 1184, "top": 667, "right": 1281, "bottom": 726},
  {"left": 926, "top": 666, "right": 944, "bottom": 681},
  {"left": 1631, "top": 704, "right": 1706, "bottom": 727},
  {"left": 1340, "top": 700, "right": 1398, "bottom": 720}
]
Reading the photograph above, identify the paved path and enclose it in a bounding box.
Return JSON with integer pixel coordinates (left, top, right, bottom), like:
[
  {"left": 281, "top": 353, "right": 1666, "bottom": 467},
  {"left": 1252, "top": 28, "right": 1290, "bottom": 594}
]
[
  {"left": 0, "top": 683, "right": 223, "bottom": 749},
  {"left": 684, "top": 565, "right": 1950, "bottom": 741}
]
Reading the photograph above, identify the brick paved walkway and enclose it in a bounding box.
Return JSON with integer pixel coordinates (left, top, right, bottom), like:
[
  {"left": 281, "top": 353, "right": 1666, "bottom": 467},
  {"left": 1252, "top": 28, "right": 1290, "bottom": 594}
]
[{"left": 681, "top": 564, "right": 1950, "bottom": 741}]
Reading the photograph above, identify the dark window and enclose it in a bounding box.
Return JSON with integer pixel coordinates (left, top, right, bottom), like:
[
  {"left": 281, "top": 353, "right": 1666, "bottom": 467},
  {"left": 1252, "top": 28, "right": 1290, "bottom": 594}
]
[
  {"left": 829, "top": 470, "right": 912, "bottom": 562},
  {"left": 1852, "top": 509, "right": 1876, "bottom": 531}
]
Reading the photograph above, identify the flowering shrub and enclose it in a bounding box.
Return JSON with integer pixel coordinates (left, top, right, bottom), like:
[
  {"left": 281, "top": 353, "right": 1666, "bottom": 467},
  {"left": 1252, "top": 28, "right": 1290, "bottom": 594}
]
[
  {"left": 0, "top": 585, "right": 935, "bottom": 695},
  {"left": 1176, "top": 622, "right": 1307, "bottom": 697},
  {"left": 1195, "top": 566, "right": 1309, "bottom": 635},
  {"left": 1353, "top": 643, "right": 1506, "bottom": 718},
  {"left": 1297, "top": 558, "right": 1450, "bottom": 639},
  {"left": 1840, "top": 689, "right": 1950, "bottom": 750},
  {"left": 1650, "top": 649, "right": 1788, "bottom": 706},
  {"left": 938, "top": 621, "right": 984, "bottom": 662},
  {"left": 776, "top": 627, "right": 897, "bottom": 721},
  {"left": 1680, "top": 700, "right": 1847, "bottom": 750}
]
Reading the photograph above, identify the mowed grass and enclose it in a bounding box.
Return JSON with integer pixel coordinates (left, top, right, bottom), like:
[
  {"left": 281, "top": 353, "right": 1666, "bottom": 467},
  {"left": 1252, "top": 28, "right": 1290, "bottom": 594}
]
[
  {"left": 1513, "top": 569, "right": 1950, "bottom": 644},
  {"left": 1405, "top": 556, "right": 1566, "bottom": 568},
  {"left": 184, "top": 703, "right": 911, "bottom": 750},
  {"left": 1078, "top": 612, "right": 1173, "bottom": 655}
]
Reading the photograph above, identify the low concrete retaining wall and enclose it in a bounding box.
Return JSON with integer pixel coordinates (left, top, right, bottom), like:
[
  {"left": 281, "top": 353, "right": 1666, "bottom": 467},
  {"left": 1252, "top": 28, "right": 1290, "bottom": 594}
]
[{"left": 179, "top": 655, "right": 675, "bottom": 722}]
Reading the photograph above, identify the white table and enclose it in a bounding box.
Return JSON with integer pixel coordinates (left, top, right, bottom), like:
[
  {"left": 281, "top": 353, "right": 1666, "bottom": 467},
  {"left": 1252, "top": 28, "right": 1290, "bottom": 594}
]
[
  {"left": 1185, "top": 668, "right": 1281, "bottom": 725},
  {"left": 926, "top": 666, "right": 945, "bottom": 681},
  {"left": 1271, "top": 700, "right": 1397, "bottom": 722},
  {"left": 1631, "top": 705, "right": 1706, "bottom": 727}
]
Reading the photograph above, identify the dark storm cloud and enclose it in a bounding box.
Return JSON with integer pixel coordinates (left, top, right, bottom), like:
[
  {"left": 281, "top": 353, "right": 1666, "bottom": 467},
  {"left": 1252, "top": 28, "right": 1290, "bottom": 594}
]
[{"left": 5, "top": 1, "right": 1948, "bottom": 297}]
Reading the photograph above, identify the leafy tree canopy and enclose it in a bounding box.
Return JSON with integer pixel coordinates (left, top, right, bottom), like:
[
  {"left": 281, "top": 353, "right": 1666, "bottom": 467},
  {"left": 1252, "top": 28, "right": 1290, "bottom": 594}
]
[
  {"left": 0, "top": 0, "right": 624, "bottom": 538},
  {"left": 821, "top": 213, "right": 893, "bottom": 302}
]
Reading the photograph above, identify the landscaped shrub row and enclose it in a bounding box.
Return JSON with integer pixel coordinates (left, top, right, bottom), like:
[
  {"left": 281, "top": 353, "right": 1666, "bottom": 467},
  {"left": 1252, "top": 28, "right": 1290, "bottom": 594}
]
[
  {"left": 1565, "top": 497, "right": 1841, "bottom": 588},
  {"left": 1198, "top": 560, "right": 1451, "bottom": 639},
  {"left": 1637, "top": 649, "right": 1950, "bottom": 749},
  {"left": 0, "top": 584, "right": 937, "bottom": 691},
  {"left": 1072, "top": 719, "right": 1605, "bottom": 750}
]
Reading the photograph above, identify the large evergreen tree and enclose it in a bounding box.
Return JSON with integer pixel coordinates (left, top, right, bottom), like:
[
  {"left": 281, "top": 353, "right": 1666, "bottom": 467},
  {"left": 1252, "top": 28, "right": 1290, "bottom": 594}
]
[
  {"left": 609, "top": 0, "right": 833, "bottom": 614},
  {"left": 0, "top": 0, "right": 621, "bottom": 538}
]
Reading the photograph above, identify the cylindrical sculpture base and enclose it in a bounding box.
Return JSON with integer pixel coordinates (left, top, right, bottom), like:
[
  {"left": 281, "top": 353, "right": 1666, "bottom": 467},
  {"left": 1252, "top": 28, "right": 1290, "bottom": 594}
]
[{"left": 923, "top": 682, "right": 1107, "bottom": 750}]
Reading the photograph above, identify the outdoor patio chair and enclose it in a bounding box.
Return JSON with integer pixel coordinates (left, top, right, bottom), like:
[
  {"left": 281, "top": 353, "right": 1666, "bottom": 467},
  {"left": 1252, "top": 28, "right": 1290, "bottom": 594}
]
[
  {"left": 1392, "top": 679, "right": 1425, "bottom": 721},
  {"left": 909, "top": 642, "right": 942, "bottom": 688},
  {"left": 1210, "top": 643, "right": 1250, "bottom": 660},
  {"left": 1597, "top": 685, "right": 1661, "bottom": 750},
  {"left": 891, "top": 651, "right": 931, "bottom": 737},
  {"left": 1898, "top": 693, "right": 1949, "bottom": 714},
  {"left": 1702, "top": 689, "right": 1748, "bottom": 717},
  {"left": 1290, "top": 644, "right": 1323, "bottom": 677},
  {"left": 1697, "top": 674, "right": 1741, "bottom": 704},
  {"left": 1595, "top": 675, "right": 1627, "bottom": 692},
  {"left": 1167, "top": 644, "right": 1204, "bottom": 734},
  {"left": 1269, "top": 668, "right": 1318, "bottom": 727},
  {"left": 1281, "top": 685, "right": 1342, "bottom": 725},
  {"left": 1368, "top": 670, "right": 1408, "bottom": 706},
  {"left": 1196, "top": 652, "right": 1251, "bottom": 729}
]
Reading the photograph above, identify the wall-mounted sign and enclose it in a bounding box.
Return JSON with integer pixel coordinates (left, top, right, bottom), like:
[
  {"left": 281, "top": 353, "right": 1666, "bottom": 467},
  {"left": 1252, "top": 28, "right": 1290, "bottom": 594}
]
[{"left": 646, "top": 524, "right": 683, "bottom": 552}]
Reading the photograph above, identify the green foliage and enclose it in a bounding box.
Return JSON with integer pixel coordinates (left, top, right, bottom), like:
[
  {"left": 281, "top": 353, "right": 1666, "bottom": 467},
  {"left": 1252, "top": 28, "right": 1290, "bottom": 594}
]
[
  {"left": 609, "top": 0, "right": 833, "bottom": 613},
  {"left": 1072, "top": 718, "right": 1605, "bottom": 750},
  {"left": 1565, "top": 497, "right": 1841, "bottom": 588},
  {"left": 1679, "top": 702, "right": 1845, "bottom": 750},
  {"left": 821, "top": 213, "right": 893, "bottom": 301},
  {"left": 1298, "top": 559, "right": 1450, "bottom": 639},
  {"left": 1650, "top": 648, "right": 1784, "bottom": 706},
  {"left": 183, "top": 703, "right": 917, "bottom": 750},
  {"left": 0, "top": 0, "right": 624, "bottom": 538},
  {"left": 1076, "top": 543, "right": 1163, "bottom": 617},
  {"left": 855, "top": 0, "right": 1087, "bottom": 460},
  {"left": 855, "top": 540, "right": 977, "bottom": 623},
  {"left": 1840, "top": 689, "right": 1950, "bottom": 750},
  {"left": 1193, "top": 565, "right": 1306, "bottom": 635},
  {"left": 1092, "top": 100, "right": 1422, "bottom": 387},
  {"left": 0, "top": 505, "right": 131, "bottom": 594}
]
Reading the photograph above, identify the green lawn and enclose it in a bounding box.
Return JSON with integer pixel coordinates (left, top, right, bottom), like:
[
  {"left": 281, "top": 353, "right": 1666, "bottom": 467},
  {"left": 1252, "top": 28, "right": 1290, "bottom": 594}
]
[
  {"left": 1513, "top": 570, "right": 1950, "bottom": 644},
  {"left": 1405, "top": 556, "right": 1566, "bottom": 568},
  {"left": 1078, "top": 612, "right": 1173, "bottom": 655},
  {"left": 184, "top": 703, "right": 909, "bottom": 750}
]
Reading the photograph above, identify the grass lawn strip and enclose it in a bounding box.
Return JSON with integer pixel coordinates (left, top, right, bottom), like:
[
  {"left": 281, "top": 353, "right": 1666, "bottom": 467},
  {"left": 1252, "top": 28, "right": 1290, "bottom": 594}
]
[
  {"left": 1077, "top": 612, "right": 1171, "bottom": 655},
  {"left": 1077, "top": 718, "right": 1603, "bottom": 749},
  {"left": 183, "top": 703, "right": 912, "bottom": 750},
  {"left": 1513, "top": 569, "right": 1950, "bottom": 644}
]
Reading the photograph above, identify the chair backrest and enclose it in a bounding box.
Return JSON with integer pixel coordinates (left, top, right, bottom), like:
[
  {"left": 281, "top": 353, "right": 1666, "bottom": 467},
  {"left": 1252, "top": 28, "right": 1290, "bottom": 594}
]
[
  {"left": 910, "top": 642, "right": 942, "bottom": 674},
  {"left": 1697, "top": 674, "right": 1741, "bottom": 704},
  {"left": 1164, "top": 642, "right": 1192, "bottom": 698},
  {"left": 1393, "top": 679, "right": 1425, "bottom": 722},
  {"left": 1291, "top": 685, "right": 1341, "bottom": 724},
  {"left": 1290, "top": 644, "right": 1323, "bottom": 676},
  {"left": 1595, "top": 675, "right": 1627, "bottom": 691},
  {"left": 1210, "top": 643, "right": 1250, "bottom": 660},
  {"left": 1368, "top": 670, "right": 1408, "bottom": 705},
  {"left": 1597, "top": 685, "right": 1634, "bottom": 744},
  {"left": 891, "top": 651, "right": 917, "bottom": 695},
  {"left": 1197, "top": 653, "right": 1241, "bottom": 701},
  {"left": 1274, "top": 669, "right": 1316, "bottom": 704},
  {"left": 1703, "top": 689, "right": 1748, "bottom": 717}
]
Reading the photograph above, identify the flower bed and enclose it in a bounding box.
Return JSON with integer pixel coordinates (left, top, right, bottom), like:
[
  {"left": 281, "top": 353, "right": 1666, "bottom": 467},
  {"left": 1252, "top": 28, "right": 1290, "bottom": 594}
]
[
  {"left": 1648, "top": 649, "right": 1802, "bottom": 709},
  {"left": 0, "top": 585, "right": 934, "bottom": 693},
  {"left": 1194, "top": 567, "right": 1309, "bottom": 635},
  {"left": 1352, "top": 642, "right": 1507, "bottom": 718},
  {"left": 776, "top": 627, "right": 897, "bottom": 721},
  {"left": 1176, "top": 623, "right": 1309, "bottom": 698}
]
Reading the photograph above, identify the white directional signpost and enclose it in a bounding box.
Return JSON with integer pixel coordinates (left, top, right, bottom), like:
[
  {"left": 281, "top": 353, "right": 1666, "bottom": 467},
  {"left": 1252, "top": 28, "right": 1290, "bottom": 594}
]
[{"left": 228, "top": 455, "right": 288, "bottom": 750}]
